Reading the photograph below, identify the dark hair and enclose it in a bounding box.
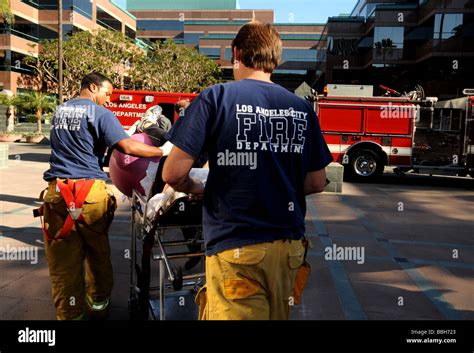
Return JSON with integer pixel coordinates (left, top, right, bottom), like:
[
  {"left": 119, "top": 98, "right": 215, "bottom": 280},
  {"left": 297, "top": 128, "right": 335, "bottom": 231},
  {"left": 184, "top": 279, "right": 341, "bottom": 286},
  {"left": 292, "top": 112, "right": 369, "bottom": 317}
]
[{"left": 80, "top": 72, "right": 112, "bottom": 91}]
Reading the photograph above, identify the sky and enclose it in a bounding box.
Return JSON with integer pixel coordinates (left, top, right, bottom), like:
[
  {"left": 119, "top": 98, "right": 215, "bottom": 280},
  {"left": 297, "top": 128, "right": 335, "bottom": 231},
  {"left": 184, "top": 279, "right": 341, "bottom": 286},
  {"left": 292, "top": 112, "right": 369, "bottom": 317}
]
[
  {"left": 115, "top": 0, "right": 355, "bottom": 24},
  {"left": 237, "top": 0, "right": 355, "bottom": 23}
]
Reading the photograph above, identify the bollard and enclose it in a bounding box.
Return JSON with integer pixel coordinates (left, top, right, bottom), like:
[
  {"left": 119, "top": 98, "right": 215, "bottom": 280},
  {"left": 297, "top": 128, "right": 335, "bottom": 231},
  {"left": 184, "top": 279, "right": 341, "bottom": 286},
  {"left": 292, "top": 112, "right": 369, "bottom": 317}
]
[{"left": 324, "top": 162, "right": 344, "bottom": 193}]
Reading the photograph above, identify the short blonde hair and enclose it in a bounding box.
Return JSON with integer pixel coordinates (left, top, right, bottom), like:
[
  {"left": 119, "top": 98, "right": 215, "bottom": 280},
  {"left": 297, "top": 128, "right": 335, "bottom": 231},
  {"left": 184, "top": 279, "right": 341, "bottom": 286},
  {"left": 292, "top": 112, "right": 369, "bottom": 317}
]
[{"left": 231, "top": 21, "right": 282, "bottom": 73}]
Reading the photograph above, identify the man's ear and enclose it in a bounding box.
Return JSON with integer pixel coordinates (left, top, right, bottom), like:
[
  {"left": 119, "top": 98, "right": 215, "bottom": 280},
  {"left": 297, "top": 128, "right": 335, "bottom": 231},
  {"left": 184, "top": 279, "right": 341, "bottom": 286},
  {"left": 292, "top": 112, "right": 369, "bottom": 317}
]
[
  {"left": 89, "top": 83, "right": 98, "bottom": 93},
  {"left": 232, "top": 47, "right": 241, "bottom": 62}
]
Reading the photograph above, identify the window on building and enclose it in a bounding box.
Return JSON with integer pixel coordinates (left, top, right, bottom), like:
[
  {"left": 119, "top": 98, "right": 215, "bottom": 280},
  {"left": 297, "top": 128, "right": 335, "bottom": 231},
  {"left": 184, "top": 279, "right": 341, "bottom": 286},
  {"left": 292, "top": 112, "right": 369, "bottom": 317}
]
[
  {"left": 73, "top": 0, "right": 93, "bottom": 20},
  {"left": 364, "top": 3, "right": 384, "bottom": 18},
  {"left": 199, "top": 47, "right": 220, "bottom": 59},
  {"left": 374, "top": 27, "right": 404, "bottom": 48},
  {"left": 434, "top": 14, "right": 463, "bottom": 40},
  {"left": 6, "top": 16, "right": 39, "bottom": 42},
  {"left": 38, "top": 0, "right": 73, "bottom": 9},
  {"left": 38, "top": 24, "right": 58, "bottom": 40},
  {"left": 149, "top": 38, "right": 168, "bottom": 44},
  {"left": 224, "top": 47, "right": 232, "bottom": 60},
  {"left": 12, "top": 51, "right": 33, "bottom": 74},
  {"left": 38, "top": 0, "right": 89, "bottom": 16},
  {"left": 38, "top": 0, "right": 59, "bottom": 9},
  {"left": 273, "top": 69, "right": 307, "bottom": 75},
  {"left": 63, "top": 25, "right": 83, "bottom": 37},
  {"left": 327, "top": 37, "right": 360, "bottom": 56},
  {"left": 184, "top": 32, "right": 203, "bottom": 44},
  {"left": 358, "top": 36, "right": 374, "bottom": 48},
  {"left": 96, "top": 6, "right": 122, "bottom": 32},
  {"left": 353, "top": 2, "right": 384, "bottom": 18},
  {"left": 351, "top": 0, "right": 365, "bottom": 17},
  {"left": 0, "top": 50, "right": 11, "bottom": 71},
  {"left": 125, "top": 26, "right": 136, "bottom": 40},
  {"left": 282, "top": 49, "right": 318, "bottom": 62},
  {"left": 137, "top": 20, "right": 184, "bottom": 31},
  {"left": 21, "top": 0, "right": 39, "bottom": 8}
]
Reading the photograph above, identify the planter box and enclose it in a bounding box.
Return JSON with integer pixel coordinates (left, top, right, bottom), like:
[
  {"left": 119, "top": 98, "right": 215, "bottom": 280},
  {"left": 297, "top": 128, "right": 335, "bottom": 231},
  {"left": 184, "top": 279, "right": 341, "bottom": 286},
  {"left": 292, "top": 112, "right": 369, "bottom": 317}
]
[{"left": 0, "top": 134, "right": 22, "bottom": 142}]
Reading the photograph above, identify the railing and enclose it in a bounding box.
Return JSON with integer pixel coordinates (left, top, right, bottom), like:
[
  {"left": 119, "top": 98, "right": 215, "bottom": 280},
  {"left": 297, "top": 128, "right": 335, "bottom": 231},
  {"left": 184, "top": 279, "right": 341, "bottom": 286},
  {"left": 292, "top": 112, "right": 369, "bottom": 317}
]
[
  {"left": 72, "top": 5, "right": 93, "bottom": 20},
  {"left": 0, "top": 65, "right": 34, "bottom": 74},
  {"left": 96, "top": 19, "right": 117, "bottom": 31},
  {"left": 0, "top": 28, "right": 39, "bottom": 43}
]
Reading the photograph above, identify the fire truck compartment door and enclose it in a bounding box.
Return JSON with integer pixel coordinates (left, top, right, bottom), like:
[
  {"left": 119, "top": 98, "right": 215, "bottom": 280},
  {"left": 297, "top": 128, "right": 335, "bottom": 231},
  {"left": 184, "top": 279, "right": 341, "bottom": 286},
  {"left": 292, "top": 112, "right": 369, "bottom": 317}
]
[
  {"left": 366, "top": 105, "right": 413, "bottom": 135},
  {"left": 318, "top": 104, "right": 363, "bottom": 133}
]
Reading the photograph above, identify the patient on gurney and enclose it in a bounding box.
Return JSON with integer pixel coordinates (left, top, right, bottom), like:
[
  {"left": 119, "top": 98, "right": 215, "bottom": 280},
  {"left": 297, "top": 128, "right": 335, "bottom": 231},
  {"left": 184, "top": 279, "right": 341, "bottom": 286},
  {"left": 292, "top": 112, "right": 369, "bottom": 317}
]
[
  {"left": 133, "top": 103, "right": 208, "bottom": 270},
  {"left": 146, "top": 167, "right": 208, "bottom": 222}
]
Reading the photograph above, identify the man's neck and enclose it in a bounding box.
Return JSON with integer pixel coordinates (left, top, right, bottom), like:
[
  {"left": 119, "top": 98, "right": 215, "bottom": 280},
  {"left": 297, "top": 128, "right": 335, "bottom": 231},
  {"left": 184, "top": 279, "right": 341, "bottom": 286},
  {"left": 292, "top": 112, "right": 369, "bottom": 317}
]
[
  {"left": 238, "top": 68, "right": 273, "bottom": 83},
  {"left": 78, "top": 91, "right": 96, "bottom": 104}
]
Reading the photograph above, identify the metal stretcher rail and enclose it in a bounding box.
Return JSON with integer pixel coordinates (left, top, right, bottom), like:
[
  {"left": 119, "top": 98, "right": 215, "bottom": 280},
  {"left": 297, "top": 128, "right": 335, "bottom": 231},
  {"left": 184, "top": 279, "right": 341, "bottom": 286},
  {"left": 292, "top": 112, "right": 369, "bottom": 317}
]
[{"left": 128, "top": 189, "right": 205, "bottom": 320}]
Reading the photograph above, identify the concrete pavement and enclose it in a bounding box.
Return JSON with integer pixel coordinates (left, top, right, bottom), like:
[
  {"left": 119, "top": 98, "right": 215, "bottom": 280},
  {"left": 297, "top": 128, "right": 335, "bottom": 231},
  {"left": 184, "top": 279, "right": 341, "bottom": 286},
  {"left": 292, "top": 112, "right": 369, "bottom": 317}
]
[{"left": 0, "top": 142, "right": 473, "bottom": 320}]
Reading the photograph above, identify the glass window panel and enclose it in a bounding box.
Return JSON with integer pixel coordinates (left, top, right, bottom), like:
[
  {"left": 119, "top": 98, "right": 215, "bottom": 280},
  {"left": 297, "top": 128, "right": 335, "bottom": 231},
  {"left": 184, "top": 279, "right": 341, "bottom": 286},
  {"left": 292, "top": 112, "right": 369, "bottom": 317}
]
[
  {"left": 184, "top": 32, "right": 202, "bottom": 44},
  {"left": 97, "top": 6, "right": 122, "bottom": 31},
  {"left": 434, "top": 13, "right": 463, "bottom": 39},
  {"left": 282, "top": 49, "right": 318, "bottom": 62},
  {"left": 137, "top": 20, "right": 184, "bottom": 31},
  {"left": 125, "top": 26, "right": 136, "bottom": 39},
  {"left": 374, "top": 27, "right": 404, "bottom": 48},
  {"left": 73, "top": 0, "right": 93, "bottom": 20},
  {"left": 199, "top": 47, "right": 220, "bottom": 59},
  {"left": 38, "top": 24, "right": 57, "bottom": 39}
]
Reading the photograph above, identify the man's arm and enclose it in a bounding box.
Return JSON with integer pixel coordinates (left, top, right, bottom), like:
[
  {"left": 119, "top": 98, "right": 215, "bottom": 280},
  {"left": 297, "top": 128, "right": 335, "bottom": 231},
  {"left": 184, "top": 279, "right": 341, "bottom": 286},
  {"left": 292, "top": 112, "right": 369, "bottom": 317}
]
[
  {"left": 115, "top": 138, "right": 163, "bottom": 158},
  {"left": 304, "top": 168, "right": 327, "bottom": 195},
  {"left": 162, "top": 146, "right": 204, "bottom": 194}
]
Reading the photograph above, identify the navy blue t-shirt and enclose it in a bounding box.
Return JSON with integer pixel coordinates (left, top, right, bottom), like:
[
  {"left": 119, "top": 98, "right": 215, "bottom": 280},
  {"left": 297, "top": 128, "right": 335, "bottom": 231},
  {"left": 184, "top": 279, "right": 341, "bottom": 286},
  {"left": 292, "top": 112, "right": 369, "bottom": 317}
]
[
  {"left": 166, "top": 79, "right": 333, "bottom": 255},
  {"left": 44, "top": 98, "right": 128, "bottom": 181}
]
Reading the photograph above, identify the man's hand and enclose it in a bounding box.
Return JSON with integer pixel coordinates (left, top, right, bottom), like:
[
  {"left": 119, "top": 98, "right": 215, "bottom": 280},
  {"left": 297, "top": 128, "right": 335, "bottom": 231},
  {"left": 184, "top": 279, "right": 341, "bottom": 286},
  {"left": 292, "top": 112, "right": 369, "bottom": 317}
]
[
  {"left": 162, "top": 146, "right": 203, "bottom": 194},
  {"left": 115, "top": 138, "right": 163, "bottom": 158}
]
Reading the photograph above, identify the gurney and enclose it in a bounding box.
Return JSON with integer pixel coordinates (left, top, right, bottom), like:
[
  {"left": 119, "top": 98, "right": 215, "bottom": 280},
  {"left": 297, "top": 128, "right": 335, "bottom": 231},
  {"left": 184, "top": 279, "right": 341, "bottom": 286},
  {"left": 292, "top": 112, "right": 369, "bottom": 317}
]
[{"left": 128, "top": 165, "right": 207, "bottom": 320}]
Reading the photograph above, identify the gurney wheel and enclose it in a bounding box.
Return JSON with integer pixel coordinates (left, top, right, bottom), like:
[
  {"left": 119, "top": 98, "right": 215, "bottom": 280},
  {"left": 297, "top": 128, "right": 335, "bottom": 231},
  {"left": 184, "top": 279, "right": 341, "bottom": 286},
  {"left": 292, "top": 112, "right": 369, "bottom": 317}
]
[{"left": 172, "top": 267, "right": 183, "bottom": 291}]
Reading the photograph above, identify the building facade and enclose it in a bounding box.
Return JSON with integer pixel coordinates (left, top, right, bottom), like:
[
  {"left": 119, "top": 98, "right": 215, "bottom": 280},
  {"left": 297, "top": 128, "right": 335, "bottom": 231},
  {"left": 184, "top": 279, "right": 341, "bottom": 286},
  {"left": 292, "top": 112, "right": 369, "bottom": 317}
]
[
  {"left": 315, "top": 0, "right": 474, "bottom": 99},
  {"left": 127, "top": 0, "right": 325, "bottom": 91},
  {"left": 0, "top": 0, "right": 137, "bottom": 93}
]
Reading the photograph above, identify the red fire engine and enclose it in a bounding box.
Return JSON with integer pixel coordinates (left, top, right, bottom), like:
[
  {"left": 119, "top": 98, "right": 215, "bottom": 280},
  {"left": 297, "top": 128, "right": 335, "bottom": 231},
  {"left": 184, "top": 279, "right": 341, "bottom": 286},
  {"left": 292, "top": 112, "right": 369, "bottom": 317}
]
[
  {"left": 104, "top": 87, "right": 474, "bottom": 180},
  {"left": 312, "top": 85, "right": 474, "bottom": 179},
  {"left": 104, "top": 89, "right": 197, "bottom": 129}
]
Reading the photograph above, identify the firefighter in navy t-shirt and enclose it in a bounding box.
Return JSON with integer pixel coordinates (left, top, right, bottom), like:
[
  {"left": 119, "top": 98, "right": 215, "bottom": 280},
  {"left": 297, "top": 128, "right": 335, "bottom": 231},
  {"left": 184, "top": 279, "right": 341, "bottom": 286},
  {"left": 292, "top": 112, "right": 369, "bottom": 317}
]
[
  {"left": 163, "top": 22, "right": 333, "bottom": 320},
  {"left": 41, "top": 72, "right": 164, "bottom": 320}
]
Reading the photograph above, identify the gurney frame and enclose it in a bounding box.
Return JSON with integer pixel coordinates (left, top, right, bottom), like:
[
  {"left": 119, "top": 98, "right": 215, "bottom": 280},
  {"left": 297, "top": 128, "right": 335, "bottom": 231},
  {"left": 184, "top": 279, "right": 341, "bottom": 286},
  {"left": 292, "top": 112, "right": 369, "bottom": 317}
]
[{"left": 128, "top": 189, "right": 205, "bottom": 320}]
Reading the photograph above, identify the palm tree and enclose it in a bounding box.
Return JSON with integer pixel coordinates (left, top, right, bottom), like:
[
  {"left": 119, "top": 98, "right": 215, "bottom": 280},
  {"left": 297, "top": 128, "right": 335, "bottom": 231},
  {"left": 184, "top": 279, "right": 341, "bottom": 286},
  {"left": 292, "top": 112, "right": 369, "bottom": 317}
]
[
  {"left": 17, "top": 91, "right": 57, "bottom": 133},
  {"left": 0, "top": 91, "right": 19, "bottom": 131}
]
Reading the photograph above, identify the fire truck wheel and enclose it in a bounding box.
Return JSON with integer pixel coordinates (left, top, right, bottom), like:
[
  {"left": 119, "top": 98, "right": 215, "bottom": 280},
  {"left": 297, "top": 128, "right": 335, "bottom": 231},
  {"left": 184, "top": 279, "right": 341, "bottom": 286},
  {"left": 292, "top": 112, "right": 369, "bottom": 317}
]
[{"left": 349, "top": 149, "right": 384, "bottom": 180}]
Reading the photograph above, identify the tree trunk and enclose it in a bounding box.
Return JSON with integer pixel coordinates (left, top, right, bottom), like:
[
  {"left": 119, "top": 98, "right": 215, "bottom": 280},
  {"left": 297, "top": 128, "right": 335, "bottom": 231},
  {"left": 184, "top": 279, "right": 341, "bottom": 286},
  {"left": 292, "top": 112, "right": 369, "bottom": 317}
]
[
  {"left": 6, "top": 105, "right": 15, "bottom": 131},
  {"left": 36, "top": 108, "right": 42, "bottom": 133}
]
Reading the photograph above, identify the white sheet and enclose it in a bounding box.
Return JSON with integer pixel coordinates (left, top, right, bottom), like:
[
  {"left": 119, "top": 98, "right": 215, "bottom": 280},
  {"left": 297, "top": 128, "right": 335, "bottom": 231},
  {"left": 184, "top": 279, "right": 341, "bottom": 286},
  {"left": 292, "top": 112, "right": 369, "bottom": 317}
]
[{"left": 145, "top": 168, "right": 208, "bottom": 222}]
